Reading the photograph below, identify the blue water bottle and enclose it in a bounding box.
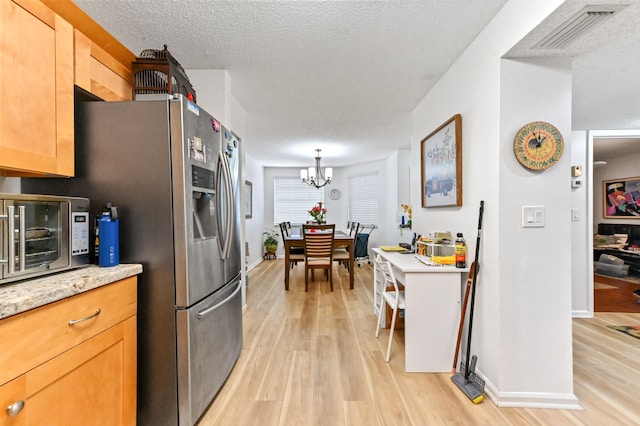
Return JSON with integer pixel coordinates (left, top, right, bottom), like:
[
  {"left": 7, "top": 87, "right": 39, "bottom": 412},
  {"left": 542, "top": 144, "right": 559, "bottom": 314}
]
[{"left": 98, "top": 203, "right": 119, "bottom": 267}]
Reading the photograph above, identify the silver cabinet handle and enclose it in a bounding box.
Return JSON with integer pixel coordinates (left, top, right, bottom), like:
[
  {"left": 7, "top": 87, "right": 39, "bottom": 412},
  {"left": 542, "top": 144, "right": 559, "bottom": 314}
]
[
  {"left": 68, "top": 308, "right": 101, "bottom": 326},
  {"left": 6, "top": 400, "right": 25, "bottom": 417}
]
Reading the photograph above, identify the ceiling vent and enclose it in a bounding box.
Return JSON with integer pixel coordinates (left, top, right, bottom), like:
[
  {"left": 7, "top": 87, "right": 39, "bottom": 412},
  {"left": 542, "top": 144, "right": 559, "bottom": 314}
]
[{"left": 534, "top": 4, "right": 629, "bottom": 49}]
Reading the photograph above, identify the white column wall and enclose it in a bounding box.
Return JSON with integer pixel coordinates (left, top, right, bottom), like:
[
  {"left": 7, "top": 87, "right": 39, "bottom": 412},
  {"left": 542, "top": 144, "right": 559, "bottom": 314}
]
[
  {"left": 411, "top": 0, "right": 577, "bottom": 408},
  {"left": 499, "top": 57, "right": 574, "bottom": 400}
]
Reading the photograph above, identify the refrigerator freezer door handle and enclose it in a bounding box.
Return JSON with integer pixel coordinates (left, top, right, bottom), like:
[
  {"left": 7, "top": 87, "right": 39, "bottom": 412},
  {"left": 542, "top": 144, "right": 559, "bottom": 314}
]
[
  {"left": 216, "top": 151, "right": 234, "bottom": 259},
  {"left": 196, "top": 280, "right": 242, "bottom": 319},
  {"left": 221, "top": 153, "right": 234, "bottom": 259},
  {"left": 215, "top": 152, "right": 227, "bottom": 257}
]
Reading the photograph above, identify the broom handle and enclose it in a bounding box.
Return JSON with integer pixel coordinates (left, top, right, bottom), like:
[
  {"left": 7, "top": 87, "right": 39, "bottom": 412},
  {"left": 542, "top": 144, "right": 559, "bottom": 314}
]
[
  {"left": 451, "top": 261, "right": 476, "bottom": 375},
  {"left": 464, "top": 200, "right": 484, "bottom": 380}
]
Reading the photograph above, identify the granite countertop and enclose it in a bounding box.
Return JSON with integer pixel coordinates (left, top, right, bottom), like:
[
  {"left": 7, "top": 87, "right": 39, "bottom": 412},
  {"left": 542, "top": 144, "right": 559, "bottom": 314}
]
[{"left": 0, "top": 264, "right": 143, "bottom": 320}]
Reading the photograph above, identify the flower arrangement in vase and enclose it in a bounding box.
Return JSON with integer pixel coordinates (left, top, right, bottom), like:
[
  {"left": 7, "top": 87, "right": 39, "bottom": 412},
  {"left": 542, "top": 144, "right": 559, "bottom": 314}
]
[
  {"left": 400, "top": 204, "right": 412, "bottom": 230},
  {"left": 308, "top": 202, "right": 327, "bottom": 224}
]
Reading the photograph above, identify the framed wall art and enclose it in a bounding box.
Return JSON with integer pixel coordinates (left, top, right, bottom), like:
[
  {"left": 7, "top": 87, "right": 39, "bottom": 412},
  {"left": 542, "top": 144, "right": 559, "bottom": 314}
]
[
  {"left": 420, "top": 114, "right": 462, "bottom": 208},
  {"left": 244, "top": 180, "right": 253, "bottom": 219},
  {"left": 603, "top": 176, "right": 640, "bottom": 218}
]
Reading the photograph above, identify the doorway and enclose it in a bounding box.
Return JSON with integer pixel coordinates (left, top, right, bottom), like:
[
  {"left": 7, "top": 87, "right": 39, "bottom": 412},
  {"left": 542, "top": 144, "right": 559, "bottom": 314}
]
[{"left": 588, "top": 130, "right": 640, "bottom": 313}]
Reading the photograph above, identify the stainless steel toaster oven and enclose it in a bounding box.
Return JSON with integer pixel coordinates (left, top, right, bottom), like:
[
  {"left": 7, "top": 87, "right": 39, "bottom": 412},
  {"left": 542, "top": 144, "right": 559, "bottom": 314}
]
[{"left": 1, "top": 193, "right": 90, "bottom": 284}]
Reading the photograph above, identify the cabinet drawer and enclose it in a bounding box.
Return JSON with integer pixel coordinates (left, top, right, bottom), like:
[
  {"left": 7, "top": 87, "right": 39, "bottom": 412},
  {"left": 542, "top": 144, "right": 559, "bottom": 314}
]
[{"left": 0, "top": 277, "right": 136, "bottom": 386}]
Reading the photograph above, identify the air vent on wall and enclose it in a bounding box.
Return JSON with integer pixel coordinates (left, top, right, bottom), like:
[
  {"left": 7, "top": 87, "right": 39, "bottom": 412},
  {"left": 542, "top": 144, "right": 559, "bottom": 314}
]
[{"left": 534, "top": 4, "right": 628, "bottom": 49}]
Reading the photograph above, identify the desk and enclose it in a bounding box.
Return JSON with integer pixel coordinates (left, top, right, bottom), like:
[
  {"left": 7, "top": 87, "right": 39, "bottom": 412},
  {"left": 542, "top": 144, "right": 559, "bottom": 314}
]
[
  {"left": 284, "top": 230, "right": 355, "bottom": 290},
  {"left": 372, "top": 247, "right": 469, "bottom": 372}
]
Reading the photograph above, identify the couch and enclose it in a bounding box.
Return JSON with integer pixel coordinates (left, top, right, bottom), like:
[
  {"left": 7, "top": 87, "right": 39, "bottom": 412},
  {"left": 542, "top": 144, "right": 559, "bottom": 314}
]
[{"left": 594, "top": 223, "right": 640, "bottom": 276}]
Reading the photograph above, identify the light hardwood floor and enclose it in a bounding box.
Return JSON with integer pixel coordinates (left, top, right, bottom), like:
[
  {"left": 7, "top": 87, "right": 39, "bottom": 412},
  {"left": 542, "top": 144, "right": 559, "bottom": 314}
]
[{"left": 198, "top": 259, "right": 640, "bottom": 425}]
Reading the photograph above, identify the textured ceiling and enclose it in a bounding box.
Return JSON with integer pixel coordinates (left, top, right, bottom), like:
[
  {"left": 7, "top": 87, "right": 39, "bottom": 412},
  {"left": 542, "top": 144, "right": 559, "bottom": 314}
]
[
  {"left": 73, "top": 0, "right": 640, "bottom": 167},
  {"left": 74, "top": 0, "right": 509, "bottom": 167}
]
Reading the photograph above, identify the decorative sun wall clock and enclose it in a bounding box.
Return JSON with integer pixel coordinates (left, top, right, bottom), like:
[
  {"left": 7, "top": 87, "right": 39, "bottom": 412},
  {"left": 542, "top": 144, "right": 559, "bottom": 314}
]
[{"left": 513, "top": 121, "right": 564, "bottom": 171}]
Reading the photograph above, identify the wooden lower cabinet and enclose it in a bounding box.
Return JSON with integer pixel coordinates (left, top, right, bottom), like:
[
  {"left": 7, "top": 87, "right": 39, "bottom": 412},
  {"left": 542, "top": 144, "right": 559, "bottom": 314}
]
[{"left": 0, "top": 278, "right": 137, "bottom": 425}]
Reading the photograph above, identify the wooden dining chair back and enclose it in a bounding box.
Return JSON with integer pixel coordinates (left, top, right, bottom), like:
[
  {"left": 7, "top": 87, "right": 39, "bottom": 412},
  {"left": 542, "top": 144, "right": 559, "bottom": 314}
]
[
  {"left": 374, "top": 255, "right": 405, "bottom": 362},
  {"left": 302, "top": 224, "right": 335, "bottom": 291},
  {"left": 348, "top": 221, "right": 360, "bottom": 236},
  {"left": 278, "top": 222, "right": 288, "bottom": 238},
  {"left": 334, "top": 222, "right": 361, "bottom": 270},
  {"left": 280, "top": 222, "right": 304, "bottom": 269}
]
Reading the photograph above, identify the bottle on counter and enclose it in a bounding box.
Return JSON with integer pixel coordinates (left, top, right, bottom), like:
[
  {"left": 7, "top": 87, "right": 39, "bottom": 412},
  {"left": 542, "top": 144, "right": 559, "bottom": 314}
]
[
  {"left": 98, "top": 203, "right": 119, "bottom": 267},
  {"left": 455, "top": 232, "right": 466, "bottom": 268}
]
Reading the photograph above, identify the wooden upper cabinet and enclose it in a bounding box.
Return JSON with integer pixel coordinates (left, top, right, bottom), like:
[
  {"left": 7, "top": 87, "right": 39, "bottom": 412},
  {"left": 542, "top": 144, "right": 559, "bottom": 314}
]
[
  {"left": 41, "top": 0, "right": 136, "bottom": 102},
  {"left": 0, "top": 0, "right": 74, "bottom": 177},
  {"left": 74, "top": 29, "right": 133, "bottom": 102}
]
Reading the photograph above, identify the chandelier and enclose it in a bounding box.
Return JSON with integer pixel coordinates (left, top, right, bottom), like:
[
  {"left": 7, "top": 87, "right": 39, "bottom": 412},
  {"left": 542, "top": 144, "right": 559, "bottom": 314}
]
[{"left": 300, "top": 149, "right": 333, "bottom": 189}]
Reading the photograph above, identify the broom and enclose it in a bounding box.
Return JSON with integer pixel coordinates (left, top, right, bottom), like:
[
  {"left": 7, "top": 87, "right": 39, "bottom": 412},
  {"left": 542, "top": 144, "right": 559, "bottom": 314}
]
[{"left": 451, "top": 200, "right": 485, "bottom": 404}]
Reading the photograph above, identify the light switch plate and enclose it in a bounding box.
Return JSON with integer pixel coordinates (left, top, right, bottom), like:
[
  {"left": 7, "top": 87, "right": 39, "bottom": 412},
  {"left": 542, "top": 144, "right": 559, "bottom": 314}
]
[
  {"left": 522, "top": 206, "right": 545, "bottom": 228},
  {"left": 572, "top": 209, "right": 580, "bottom": 221}
]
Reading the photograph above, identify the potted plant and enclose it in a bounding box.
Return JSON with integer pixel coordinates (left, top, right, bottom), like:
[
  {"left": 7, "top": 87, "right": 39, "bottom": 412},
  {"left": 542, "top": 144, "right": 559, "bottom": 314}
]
[{"left": 263, "top": 229, "right": 280, "bottom": 255}]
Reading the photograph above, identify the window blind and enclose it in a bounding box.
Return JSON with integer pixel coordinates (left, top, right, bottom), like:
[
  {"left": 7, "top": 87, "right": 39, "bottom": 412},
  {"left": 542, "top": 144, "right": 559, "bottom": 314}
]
[
  {"left": 348, "top": 172, "right": 378, "bottom": 226},
  {"left": 274, "top": 177, "right": 325, "bottom": 225}
]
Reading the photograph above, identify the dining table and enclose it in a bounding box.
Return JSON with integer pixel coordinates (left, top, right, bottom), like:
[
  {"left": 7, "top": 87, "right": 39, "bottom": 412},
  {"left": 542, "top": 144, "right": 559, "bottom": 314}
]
[{"left": 283, "top": 229, "right": 355, "bottom": 290}]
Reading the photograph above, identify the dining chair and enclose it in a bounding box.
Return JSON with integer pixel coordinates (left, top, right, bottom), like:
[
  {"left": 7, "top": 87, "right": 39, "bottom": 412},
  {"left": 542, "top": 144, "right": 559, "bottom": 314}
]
[
  {"left": 302, "top": 224, "right": 335, "bottom": 291},
  {"left": 374, "top": 255, "right": 405, "bottom": 362},
  {"left": 334, "top": 222, "right": 361, "bottom": 271},
  {"left": 279, "top": 222, "right": 304, "bottom": 269}
]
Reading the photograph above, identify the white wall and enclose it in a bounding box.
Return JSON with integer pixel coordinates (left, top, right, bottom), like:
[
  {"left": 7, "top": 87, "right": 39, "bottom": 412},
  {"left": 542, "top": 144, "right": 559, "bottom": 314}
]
[
  {"left": 244, "top": 153, "right": 265, "bottom": 270},
  {"left": 0, "top": 177, "right": 20, "bottom": 193},
  {"left": 262, "top": 164, "right": 378, "bottom": 254},
  {"left": 186, "top": 69, "right": 229, "bottom": 123},
  {"left": 384, "top": 150, "right": 414, "bottom": 246},
  {"left": 411, "top": 0, "right": 577, "bottom": 408},
  {"left": 262, "top": 152, "right": 412, "bottom": 261}
]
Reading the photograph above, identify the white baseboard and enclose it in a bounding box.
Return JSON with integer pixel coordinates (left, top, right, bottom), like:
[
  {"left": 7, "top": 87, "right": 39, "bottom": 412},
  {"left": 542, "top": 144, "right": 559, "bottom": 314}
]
[
  {"left": 247, "top": 257, "right": 263, "bottom": 271},
  {"left": 482, "top": 374, "right": 583, "bottom": 410},
  {"left": 572, "top": 309, "right": 593, "bottom": 318}
]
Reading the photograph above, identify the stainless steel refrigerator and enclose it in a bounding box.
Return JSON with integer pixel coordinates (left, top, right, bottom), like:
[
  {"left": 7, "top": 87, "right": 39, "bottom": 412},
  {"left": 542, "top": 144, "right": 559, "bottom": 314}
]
[{"left": 22, "top": 94, "right": 243, "bottom": 425}]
